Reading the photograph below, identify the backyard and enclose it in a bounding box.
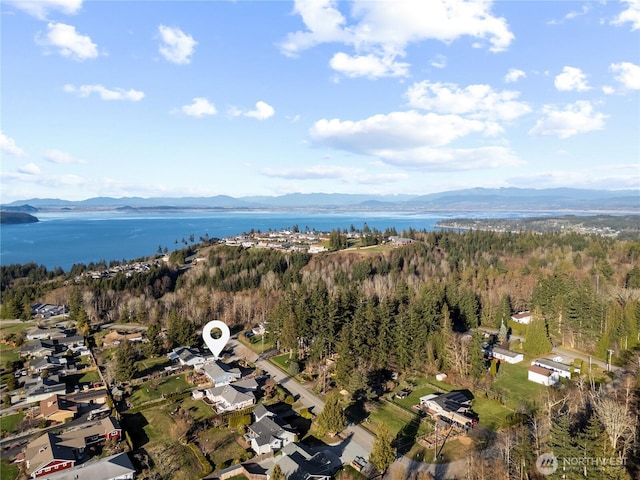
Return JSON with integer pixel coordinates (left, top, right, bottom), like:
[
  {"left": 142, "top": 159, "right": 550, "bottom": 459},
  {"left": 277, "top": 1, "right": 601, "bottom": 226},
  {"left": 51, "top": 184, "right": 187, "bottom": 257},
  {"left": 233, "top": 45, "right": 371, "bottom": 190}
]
[{"left": 129, "top": 374, "right": 191, "bottom": 406}]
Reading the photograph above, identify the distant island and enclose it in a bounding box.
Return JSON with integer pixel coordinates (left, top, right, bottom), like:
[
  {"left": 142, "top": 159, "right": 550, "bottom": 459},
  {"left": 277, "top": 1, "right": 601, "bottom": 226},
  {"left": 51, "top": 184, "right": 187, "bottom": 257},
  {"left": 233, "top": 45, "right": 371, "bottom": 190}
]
[
  {"left": 436, "top": 214, "right": 640, "bottom": 239},
  {"left": 0, "top": 211, "right": 39, "bottom": 224}
]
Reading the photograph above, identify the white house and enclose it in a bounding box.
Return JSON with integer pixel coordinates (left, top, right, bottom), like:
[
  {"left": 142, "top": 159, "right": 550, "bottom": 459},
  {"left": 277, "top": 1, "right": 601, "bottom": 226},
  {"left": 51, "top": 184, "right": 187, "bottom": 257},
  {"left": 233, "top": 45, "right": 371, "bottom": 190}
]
[
  {"left": 511, "top": 311, "right": 532, "bottom": 324},
  {"left": 419, "top": 391, "right": 475, "bottom": 426},
  {"left": 531, "top": 358, "right": 573, "bottom": 379},
  {"left": 245, "top": 415, "right": 296, "bottom": 455},
  {"left": 528, "top": 365, "right": 560, "bottom": 386},
  {"left": 485, "top": 345, "right": 524, "bottom": 364},
  {"left": 205, "top": 384, "right": 255, "bottom": 413}
]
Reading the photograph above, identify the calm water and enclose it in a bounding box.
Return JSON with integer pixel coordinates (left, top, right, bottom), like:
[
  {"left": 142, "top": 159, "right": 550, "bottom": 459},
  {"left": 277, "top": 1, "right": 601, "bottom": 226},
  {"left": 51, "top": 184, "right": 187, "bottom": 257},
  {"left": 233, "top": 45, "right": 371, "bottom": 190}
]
[{"left": 0, "top": 210, "right": 524, "bottom": 271}]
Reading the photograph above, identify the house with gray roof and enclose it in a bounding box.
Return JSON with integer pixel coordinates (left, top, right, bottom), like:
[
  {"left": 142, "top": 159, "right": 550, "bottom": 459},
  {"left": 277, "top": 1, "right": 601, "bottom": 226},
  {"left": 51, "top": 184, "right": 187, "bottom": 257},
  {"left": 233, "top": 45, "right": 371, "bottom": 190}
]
[
  {"left": 204, "top": 384, "right": 254, "bottom": 413},
  {"left": 35, "top": 452, "right": 135, "bottom": 480},
  {"left": 203, "top": 360, "right": 241, "bottom": 386},
  {"left": 269, "top": 443, "right": 341, "bottom": 480},
  {"left": 245, "top": 415, "right": 296, "bottom": 455}
]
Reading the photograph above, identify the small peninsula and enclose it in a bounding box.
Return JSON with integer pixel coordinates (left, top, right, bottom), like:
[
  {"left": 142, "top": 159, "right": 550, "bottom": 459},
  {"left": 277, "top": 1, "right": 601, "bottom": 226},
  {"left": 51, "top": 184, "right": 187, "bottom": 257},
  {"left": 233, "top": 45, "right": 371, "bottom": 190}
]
[{"left": 0, "top": 211, "right": 39, "bottom": 224}]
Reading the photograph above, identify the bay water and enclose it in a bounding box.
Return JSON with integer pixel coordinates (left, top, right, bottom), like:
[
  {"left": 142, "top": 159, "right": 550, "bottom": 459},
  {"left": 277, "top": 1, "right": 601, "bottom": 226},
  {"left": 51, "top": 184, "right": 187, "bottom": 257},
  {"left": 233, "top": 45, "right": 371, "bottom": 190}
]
[{"left": 0, "top": 209, "right": 523, "bottom": 271}]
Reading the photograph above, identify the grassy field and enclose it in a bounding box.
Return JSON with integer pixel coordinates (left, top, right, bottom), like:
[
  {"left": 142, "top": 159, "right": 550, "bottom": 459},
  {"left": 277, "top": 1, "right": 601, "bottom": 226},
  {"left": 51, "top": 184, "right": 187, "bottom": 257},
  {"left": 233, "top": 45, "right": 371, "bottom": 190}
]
[
  {"left": 271, "top": 352, "right": 295, "bottom": 373},
  {"left": 135, "top": 356, "right": 171, "bottom": 377},
  {"left": 368, "top": 399, "right": 429, "bottom": 439},
  {"left": 0, "top": 458, "right": 19, "bottom": 480},
  {"left": 196, "top": 426, "right": 249, "bottom": 469},
  {"left": 124, "top": 408, "right": 208, "bottom": 480},
  {"left": 237, "top": 332, "right": 274, "bottom": 354},
  {"left": 129, "top": 374, "right": 191, "bottom": 406},
  {"left": 180, "top": 397, "right": 217, "bottom": 422},
  {"left": 0, "top": 413, "right": 24, "bottom": 435},
  {"left": 0, "top": 343, "right": 20, "bottom": 366}
]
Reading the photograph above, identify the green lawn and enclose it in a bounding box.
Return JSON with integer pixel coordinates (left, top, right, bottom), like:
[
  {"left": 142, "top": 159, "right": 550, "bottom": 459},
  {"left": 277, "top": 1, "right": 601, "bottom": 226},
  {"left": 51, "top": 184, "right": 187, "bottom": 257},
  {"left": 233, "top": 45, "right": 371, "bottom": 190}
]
[
  {"left": 270, "top": 352, "right": 295, "bottom": 373},
  {"left": 1, "top": 458, "right": 19, "bottom": 480},
  {"left": 368, "top": 400, "right": 429, "bottom": 438},
  {"left": 238, "top": 332, "right": 274, "bottom": 354},
  {"left": 180, "top": 397, "right": 217, "bottom": 422},
  {"left": 78, "top": 370, "right": 102, "bottom": 384},
  {"left": 0, "top": 343, "right": 20, "bottom": 366},
  {"left": 129, "top": 374, "right": 191, "bottom": 406},
  {"left": 393, "top": 385, "right": 439, "bottom": 410},
  {"left": 135, "top": 356, "right": 171, "bottom": 377},
  {"left": 0, "top": 413, "right": 24, "bottom": 435},
  {"left": 0, "top": 321, "right": 34, "bottom": 335},
  {"left": 197, "top": 427, "right": 249, "bottom": 469}
]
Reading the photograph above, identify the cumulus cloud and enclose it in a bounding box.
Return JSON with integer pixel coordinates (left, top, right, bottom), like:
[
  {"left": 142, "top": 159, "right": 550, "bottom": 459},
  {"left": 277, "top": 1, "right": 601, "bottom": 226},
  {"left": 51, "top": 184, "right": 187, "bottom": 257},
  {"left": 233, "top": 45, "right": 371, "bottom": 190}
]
[
  {"left": 36, "top": 22, "right": 98, "bottom": 61},
  {"left": 18, "top": 163, "right": 41, "bottom": 175},
  {"left": 5, "top": 0, "right": 82, "bottom": 20},
  {"left": 245, "top": 101, "right": 275, "bottom": 120},
  {"left": 375, "top": 146, "right": 523, "bottom": 170},
  {"left": 529, "top": 101, "right": 607, "bottom": 138},
  {"left": 310, "top": 111, "right": 490, "bottom": 150},
  {"left": 173, "top": 98, "right": 217, "bottom": 118},
  {"left": 504, "top": 68, "right": 526, "bottom": 83},
  {"left": 329, "top": 52, "right": 410, "bottom": 78},
  {"left": 0, "top": 131, "right": 27, "bottom": 157},
  {"left": 44, "top": 149, "right": 84, "bottom": 164},
  {"left": 280, "top": 0, "right": 513, "bottom": 79},
  {"left": 64, "top": 84, "right": 144, "bottom": 101},
  {"left": 405, "top": 81, "right": 531, "bottom": 121},
  {"left": 554, "top": 66, "right": 591, "bottom": 91},
  {"left": 610, "top": 61, "right": 640, "bottom": 89},
  {"left": 611, "top": 0, "right": 640, "bottom": 30},
  {"left": 158, "top": 25, "right": 197, "bottom": 64}
]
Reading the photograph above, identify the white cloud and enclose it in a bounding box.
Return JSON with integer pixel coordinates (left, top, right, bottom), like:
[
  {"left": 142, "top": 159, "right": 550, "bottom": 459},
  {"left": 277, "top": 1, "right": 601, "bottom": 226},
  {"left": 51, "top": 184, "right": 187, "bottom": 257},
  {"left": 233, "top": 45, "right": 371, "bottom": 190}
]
[
  {"left": 329, "top": 52, "right": 410, "bottom": 78},
  {"left": 610, "top": 61, "right": 640, "bottom": 89},
  {"left": 18, "top": 163, "right": 41, "bottom": 175},
  {"left": 280, "top": 0, "right": 514, "bottom": 79},
  {"left": 244, "top": 101, "right": 275, "bottom": 120},
  {"left": 554, "top": 66, "right": 590, "bottom": 91},
  {"left": 405, "top": 81, "right": 531, "bottom": 121},
  {"left": 529, "top": 101, "right": 607, "bottom": 139},
  {"left": 602, "top": 85, "right": 615, "bottom": 95},
  {"left": 175, "top": 98, "right": 217, "bottom": 118},
  {"left": 5, "top": 0, "right": 82, "bottom": 20},
  {"left": 261, "top": 165, "right": 408, "bottom": 185},
  {"left": 0, "top": 132, "right": 27, "bottom": 157},
  {"left": 36, "top": 22, "right": 98, "bottom": 61},
  {"left": 44, "top": 149, "right": 84, "bottom": 164},
  {"left": 375, "top": 145, "right": 523, "bottom": 170},
  {"left": 310, "top": 111, "right": 490, "bottom": 150},
  {"left": 64, "top": 84, "right": 144, "bottom": 101},
  {"left": 509, "top": 164, "right": 640, "bottom": 190},
  {"left": 158, "top": 25, "right": 197, "bottom": 64},
  {"left": 611, "top": 0, "right": 640, "bottom": 30},
  {"left": 504, "top": 68, "right": 526, "bottom": 83},
  {"left": 547, "top": 3, "right": 592, "bottom": 25},
  {"left": 430, "top": 54, "right": 447, "bottom": 69}
]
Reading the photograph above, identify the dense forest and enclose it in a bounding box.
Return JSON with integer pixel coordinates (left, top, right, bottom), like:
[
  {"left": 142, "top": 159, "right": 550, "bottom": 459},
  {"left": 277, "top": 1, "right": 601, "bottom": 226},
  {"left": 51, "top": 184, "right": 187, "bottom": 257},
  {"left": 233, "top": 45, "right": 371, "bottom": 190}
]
[{"left": 2, "top": 227, "right": 639, "bottom": 478}]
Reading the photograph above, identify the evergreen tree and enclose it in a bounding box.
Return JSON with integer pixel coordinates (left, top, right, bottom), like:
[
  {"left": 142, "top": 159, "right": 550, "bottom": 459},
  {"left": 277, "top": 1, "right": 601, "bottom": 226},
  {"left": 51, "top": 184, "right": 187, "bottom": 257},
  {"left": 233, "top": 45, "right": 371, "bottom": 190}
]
[
  {"left": 523, "top": 317, "right": 552, "bottom": 356},
  {"left": 316, "top": 392, "right": 346, "bottom": 437},
  {"left": 116, "top": 340, "right": 136, "bottom": 381},
  {"left": 145, "top": 321, "right": 163, "bottom": 357},
  {"left": 548, "top": 413, "right": 581, "bottom": 479},
  {"left": 469, "top": 331, "right": 485, "bottom": 379},
  {"left": 369, "top": 423, "right": 396, "bottom": 475},
  {"left": 498, "top": 319, "right": 508, "bottom": 344}
]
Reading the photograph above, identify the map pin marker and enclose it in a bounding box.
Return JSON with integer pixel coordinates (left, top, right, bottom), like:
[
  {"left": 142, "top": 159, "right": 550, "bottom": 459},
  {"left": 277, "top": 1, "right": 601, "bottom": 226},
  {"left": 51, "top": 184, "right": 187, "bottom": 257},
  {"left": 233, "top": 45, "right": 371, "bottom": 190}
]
[{"left": 203, "top": 320, "right": 230, "bottom": 360}]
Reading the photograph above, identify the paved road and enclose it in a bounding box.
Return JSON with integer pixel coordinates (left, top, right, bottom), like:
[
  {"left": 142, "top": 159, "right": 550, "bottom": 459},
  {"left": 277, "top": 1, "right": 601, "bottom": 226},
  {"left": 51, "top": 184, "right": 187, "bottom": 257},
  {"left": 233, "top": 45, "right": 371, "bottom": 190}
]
[{"left": 229, "top": 338, "right": 374, "bottom": 465}]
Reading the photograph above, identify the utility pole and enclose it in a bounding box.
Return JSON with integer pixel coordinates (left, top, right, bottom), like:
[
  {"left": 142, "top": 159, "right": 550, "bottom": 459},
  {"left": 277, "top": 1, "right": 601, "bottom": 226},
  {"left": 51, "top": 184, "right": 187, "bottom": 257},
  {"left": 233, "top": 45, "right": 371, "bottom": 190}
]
[{"left": 606, "top": 349, "right": 614, "bottom": 372}]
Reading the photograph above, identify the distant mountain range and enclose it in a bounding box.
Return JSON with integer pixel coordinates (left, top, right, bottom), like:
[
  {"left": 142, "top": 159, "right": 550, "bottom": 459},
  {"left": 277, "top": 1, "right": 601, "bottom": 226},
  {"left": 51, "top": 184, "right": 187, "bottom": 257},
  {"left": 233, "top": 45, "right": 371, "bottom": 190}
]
[{"left": 2, "top": 188, "right": 639, "bottom": 212}]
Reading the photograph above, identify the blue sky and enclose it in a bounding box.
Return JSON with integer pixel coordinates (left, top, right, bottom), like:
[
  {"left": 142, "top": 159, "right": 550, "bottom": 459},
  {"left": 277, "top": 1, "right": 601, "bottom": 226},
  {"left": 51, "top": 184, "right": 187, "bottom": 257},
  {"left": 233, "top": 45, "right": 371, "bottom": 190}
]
[{"left": 1, "top": 0, "right": 639, "bottom": 203}]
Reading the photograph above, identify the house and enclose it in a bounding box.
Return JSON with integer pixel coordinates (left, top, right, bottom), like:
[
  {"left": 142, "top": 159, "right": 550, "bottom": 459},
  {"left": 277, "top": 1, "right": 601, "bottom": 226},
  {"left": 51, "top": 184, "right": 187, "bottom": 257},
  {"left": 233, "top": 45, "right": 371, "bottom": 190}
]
[
  {"left": 24, "top": 433, "right": 76, "bottom": 478},
  {"left": 511, "top": 311, "right": 532, "bottom": 324},
  {"left": 484, "top": 345, "right": 524, "bottom": 364},
  {"left": 38, "top": 452, "right": 135, "bottom": 480},
  {"left": 102, "top": 331, "right": 144, "bottom": 348},
  {"left": 388, "top": 236, "right": 413, "bottom": 247},
  {"left": 204, "top": 384, "right": 255, "bottom": 413},
  {"left": 203, "top": 360, "right": 241, "bottom": 386},
  {"left": 531, "top": 358, "right": 573, "bottom": 379},
  {"left": 29, "top": 355, "right": 68, "bottom": 374},
  {"left": 168, "top": 346, "right": 206, "bottom": 368},
  {"left": 528, "top": 365, "right": 560, "bottom": 386},
  {"left": 25, "top": 376, "right": 67, "bottom": 404},
  {"left": 270, "top": 443, "right": 341, "bottom": 480},
  {"left": 24, "top": 417, "right": 121, "bottom": 478},
  {"left": 419, "top": 391, "right": 475, "bottom": 427},
  {"left": 20, "top": 340, "right": 60, "bottom": 358},
  {"left": 308, "top": 245, "right": 327, "bottom": 254},
  {"left": 245, "top": 415, "right": 296, "bottom": 455},
  {"left": 40, "top": 395, "right": 77, "bottom": 423},
  {"left": 31, "top": 304, "right": 69, "bottom": 320},
  {"left": 66, "top": 388, "right": 109, "bottom": 409},
  {"left": 26, "top": 327, "right": 67, "bottom": 341}
]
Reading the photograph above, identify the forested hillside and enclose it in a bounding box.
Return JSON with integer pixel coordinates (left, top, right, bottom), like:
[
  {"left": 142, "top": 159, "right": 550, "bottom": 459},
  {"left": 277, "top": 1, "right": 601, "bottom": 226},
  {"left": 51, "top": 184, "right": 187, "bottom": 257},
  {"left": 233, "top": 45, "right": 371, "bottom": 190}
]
[{"left": 3, "top": 229, "right": 639, "bottom": 365}]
